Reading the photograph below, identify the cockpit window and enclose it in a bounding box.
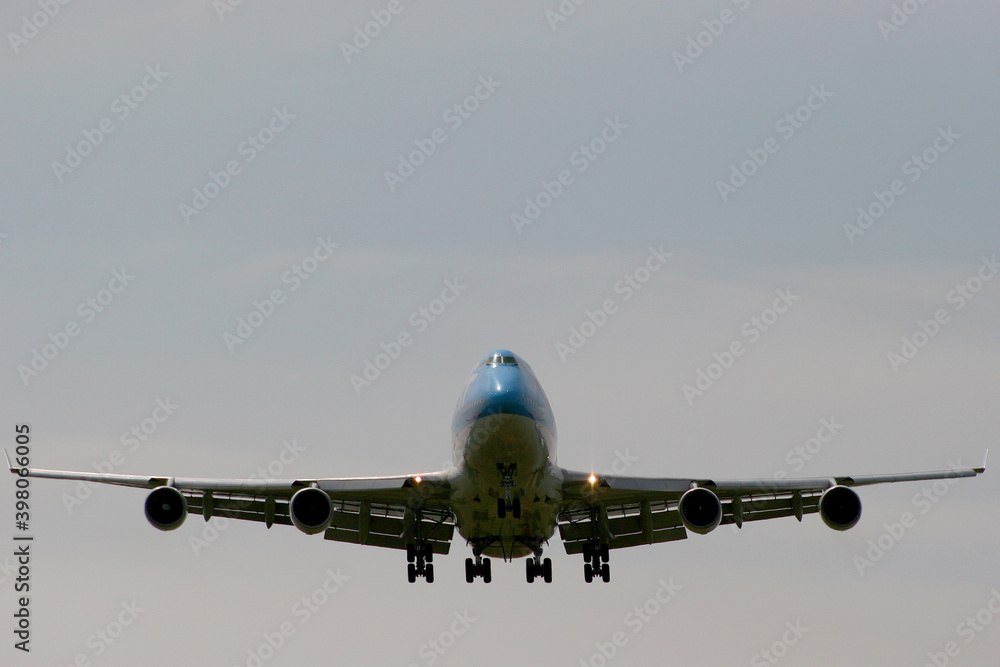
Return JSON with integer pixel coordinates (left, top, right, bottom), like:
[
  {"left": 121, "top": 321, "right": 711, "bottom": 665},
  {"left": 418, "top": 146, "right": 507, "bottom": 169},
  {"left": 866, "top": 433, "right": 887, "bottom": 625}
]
[{"left": 483, "top": 354, "right": 518, "bottom": 367}]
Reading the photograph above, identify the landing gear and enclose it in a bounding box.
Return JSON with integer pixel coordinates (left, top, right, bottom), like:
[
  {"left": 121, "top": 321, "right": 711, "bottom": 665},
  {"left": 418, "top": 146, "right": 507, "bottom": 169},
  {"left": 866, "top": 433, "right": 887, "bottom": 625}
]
[
  {"left": 465, "top": 555, "right": 492, "bottom": 583},
  {"left": 525, "top": 556, "right": 552, "bottom": 583},
  {"left": 496, "top": 462, "right": 520, "bottom": 518},
  {"left": 406, "top": 541, "right": 434, "bottom": 583},
  {"left": 497, "top": 496, "right": 521, "bottom": 519},
  {"left": 582, "top": 542, "right": 610, "bottom": 583}
]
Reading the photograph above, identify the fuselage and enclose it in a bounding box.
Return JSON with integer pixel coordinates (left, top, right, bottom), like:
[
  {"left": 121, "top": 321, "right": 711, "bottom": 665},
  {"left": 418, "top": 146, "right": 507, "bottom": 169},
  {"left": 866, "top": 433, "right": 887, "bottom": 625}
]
[{"left": 449, "top": 350, "right": 563, "bottom": 559}]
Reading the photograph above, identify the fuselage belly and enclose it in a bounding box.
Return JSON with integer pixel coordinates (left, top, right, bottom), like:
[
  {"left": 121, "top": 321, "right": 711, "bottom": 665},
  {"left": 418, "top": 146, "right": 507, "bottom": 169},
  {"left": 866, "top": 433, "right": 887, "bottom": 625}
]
[{"left": 448, "top": 351, "right": 561, "bottom": 559}]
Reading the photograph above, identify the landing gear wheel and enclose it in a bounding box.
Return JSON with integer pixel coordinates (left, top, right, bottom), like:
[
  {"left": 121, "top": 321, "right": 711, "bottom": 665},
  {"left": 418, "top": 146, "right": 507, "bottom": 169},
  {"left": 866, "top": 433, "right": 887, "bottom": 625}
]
[
  {"left": 601, "top": 563, "right": 611, "bottom": 583},
  {"left": 466, "top": 555, "right": 492, "bottom": 583},
  {"left": 512, "top": 497, "right": 521, "bottom": 519},
  {"left": 599, "top": 543, "right": 610, "bottom": 562},
  {"left": 584, "top": 563, "right": 594, "bottom": 583},
  {"left": 526, "top": 556, "right": 551, "bottom": 583},
  {"left": 497, "top": 497, "right": 506, "bottom": 519},
  {"left": 407, "top": 540, "right": 435, "bottom": 582}
]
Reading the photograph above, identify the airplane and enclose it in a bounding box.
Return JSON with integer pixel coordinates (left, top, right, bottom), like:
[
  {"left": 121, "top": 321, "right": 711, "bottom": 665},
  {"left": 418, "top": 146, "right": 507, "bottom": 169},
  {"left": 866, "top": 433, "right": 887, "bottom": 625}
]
[{"left": 7, "top": 349, "right": 988, "bottom": 584}]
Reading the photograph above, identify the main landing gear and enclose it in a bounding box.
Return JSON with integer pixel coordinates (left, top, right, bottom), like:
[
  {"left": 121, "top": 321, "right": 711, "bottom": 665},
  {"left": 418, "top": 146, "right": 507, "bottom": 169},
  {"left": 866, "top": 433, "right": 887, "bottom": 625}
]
[
  {"left": 525, "top": 555, "right": 552, "bottom": 583},
  {"left": 583, "top": 542, "right": 610, "bottom": 583},
  {"left": 465, "top": 554, "right": 492, "bottom": 583},
  {"left": 407, "top": 541, "right": 434, "bottom": 583}
]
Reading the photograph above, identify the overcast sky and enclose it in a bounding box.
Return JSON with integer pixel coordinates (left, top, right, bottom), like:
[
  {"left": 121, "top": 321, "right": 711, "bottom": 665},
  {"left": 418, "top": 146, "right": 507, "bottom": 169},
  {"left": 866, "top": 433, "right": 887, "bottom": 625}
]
[{"left": 2, "top": 1, "right": 999, "bottom": 665}]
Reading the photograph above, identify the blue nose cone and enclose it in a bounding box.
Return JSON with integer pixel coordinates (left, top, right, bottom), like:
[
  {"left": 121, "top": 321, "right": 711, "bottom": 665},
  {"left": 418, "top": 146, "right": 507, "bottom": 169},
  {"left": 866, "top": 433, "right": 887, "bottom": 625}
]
[{"left": 481, "top": 358, "right": 532, "bottom": 417}]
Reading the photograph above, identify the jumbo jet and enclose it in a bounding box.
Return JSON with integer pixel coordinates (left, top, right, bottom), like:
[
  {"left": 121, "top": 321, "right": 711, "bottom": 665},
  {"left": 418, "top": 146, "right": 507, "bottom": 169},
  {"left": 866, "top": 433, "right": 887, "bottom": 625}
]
[{"left": 8, "top": 349, "right": 987, "bottom": 584}]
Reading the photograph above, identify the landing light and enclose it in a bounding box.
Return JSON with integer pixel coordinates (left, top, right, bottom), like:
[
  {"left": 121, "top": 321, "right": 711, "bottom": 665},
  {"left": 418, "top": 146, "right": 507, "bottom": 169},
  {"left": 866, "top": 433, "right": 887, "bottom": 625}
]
[
  {"left": 414, "top": 476, "right": 422, "bottom": 484},
  {"left": 588, "top": 474, "right": 597, "bottom": 484}
]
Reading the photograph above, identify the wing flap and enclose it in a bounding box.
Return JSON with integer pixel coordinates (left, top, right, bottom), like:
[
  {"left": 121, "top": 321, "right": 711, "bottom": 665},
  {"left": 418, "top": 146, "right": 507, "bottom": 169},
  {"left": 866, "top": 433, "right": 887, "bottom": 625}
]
[
  {"left": 186, "top": 492, "right": 293, "bottom": 526},
  {"left": 721, "top": 492, "right": 821, "bottom": 525},
  {"left": 323, "top": 502, "right": 453, "bottom": 553},
  {"left": 559, "top": 501, "right": 688, "bottom": 554},
  {"left": 558, "top": 488, "right": 829, "bottom": 553}
]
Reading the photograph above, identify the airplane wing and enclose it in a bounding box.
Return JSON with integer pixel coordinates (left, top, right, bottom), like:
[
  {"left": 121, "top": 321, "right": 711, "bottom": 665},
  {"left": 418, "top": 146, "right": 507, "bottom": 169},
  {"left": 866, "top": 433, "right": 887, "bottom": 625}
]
[
  {"left": 556, "top": 452, "right": 987, "bottom": 555},
  {"left": 5, "top": 452, "right": 455, "bottom": 554}
]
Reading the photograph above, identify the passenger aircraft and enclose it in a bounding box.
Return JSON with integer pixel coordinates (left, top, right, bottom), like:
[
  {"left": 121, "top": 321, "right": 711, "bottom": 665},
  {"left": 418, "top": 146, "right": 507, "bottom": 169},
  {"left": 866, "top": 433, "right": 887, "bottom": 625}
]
[{"left": 8, "top": 349, "right": 987, "bottom": 583}]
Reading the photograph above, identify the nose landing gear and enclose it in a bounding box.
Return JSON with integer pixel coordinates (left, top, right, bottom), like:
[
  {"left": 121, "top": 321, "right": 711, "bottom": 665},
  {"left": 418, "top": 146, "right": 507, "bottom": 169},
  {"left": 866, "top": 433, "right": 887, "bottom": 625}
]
[
  {"left": 497, "top": 496, "right": 521, "bottom": 519},
  {"left": 496, "top": 463, "right": 521, "bottom": 519}
]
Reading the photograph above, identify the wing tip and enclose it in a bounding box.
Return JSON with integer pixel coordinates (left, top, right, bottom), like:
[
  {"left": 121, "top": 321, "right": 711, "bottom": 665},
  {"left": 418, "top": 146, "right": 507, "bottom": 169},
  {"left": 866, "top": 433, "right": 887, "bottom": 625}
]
[
  {"left": 974, "top": 448, "right": 988, "bottom": 474},
  {"left": 3, "top": 449, "right": 14, "bottom": 474}
]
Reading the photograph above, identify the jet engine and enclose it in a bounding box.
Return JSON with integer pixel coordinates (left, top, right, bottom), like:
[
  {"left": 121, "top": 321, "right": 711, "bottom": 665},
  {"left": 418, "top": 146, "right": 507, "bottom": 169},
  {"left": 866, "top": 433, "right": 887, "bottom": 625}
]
[
  {"left": 289, "top": 487, "right": 334, "bottom": 535},
  {"left": 678, "top": 487, "right": 722, "bottom": 534},
  {"left": 144, "top": 486, "right": 187, "bottom": 531},
  {"left": 819, "top": 485, "right": 862, "bottom": 531}
]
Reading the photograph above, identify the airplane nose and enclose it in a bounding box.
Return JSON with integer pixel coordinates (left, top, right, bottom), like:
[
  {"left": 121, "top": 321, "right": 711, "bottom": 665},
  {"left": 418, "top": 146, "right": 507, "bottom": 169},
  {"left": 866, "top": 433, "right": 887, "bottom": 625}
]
[{"left": 483, "top": 366, "right": 532, "bottom": 416}]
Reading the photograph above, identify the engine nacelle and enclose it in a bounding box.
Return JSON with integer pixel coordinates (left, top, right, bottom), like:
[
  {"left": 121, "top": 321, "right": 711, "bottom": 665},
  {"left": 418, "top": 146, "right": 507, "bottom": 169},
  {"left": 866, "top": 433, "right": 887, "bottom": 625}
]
[
  {"left": 819, "top": 485, "right": 862, "bottom": 531},
  {"left": 678, "top": 487, "right": 722, "bottom": 535},
  {"left": 289, "top": 487, "right": 334, "bottom": 535},
  {"left": 145, "top": 486, "right": 187, "bottom": 531}
]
